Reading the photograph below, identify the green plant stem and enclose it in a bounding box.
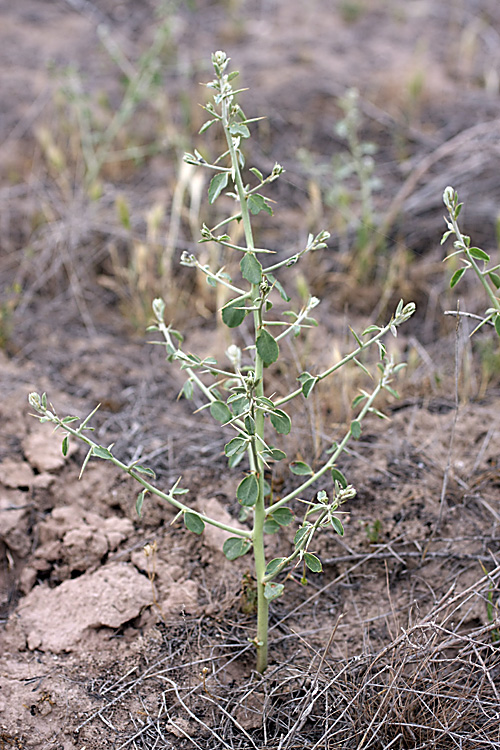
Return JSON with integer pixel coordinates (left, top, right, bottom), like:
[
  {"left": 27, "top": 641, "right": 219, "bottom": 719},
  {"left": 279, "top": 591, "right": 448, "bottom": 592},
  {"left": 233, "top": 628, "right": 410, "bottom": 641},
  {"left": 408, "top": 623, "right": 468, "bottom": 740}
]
[
  {"left": 192, "top": 262, "right": 248, "bottom": 295},
  {"left": 274, "top": 322, "right": 396, "bottom": 408},
  {"left": 447, "top": 208, "right": 500, "bottom": 314},
  {"left": 32, "top": 406, "right": 250, "bottom": 539},
  {"left": 267, "top": 374, "right": 385, "bottom": 516},
  {"left": 262, "top": 507, "right": 329, "bottom": 584},
  {"left": 221, "top": 90, "right": 269, "bottom": 673}
]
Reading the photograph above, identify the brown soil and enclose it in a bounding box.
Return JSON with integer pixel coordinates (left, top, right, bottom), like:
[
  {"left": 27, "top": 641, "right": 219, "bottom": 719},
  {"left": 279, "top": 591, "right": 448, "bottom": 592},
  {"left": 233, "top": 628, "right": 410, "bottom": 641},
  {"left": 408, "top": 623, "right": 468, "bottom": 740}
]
[{"left": 1, "top": 2, "right": 499, "bottom": 749}]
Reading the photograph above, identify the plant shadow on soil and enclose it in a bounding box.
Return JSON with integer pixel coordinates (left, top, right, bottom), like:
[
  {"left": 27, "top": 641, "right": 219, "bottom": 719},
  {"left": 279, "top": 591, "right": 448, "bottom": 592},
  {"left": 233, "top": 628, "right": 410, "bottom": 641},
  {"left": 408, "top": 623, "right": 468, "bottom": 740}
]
[{"left": 1, "top": 1, "right": 500, "bottom": 748}]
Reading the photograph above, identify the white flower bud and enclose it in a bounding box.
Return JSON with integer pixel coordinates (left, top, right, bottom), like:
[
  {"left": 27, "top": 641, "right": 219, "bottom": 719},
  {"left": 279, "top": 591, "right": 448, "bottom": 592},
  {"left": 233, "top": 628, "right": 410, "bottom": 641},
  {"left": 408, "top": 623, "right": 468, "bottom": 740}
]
[{"left": 226, "top": 344, "right": 241, "bottom": 371}]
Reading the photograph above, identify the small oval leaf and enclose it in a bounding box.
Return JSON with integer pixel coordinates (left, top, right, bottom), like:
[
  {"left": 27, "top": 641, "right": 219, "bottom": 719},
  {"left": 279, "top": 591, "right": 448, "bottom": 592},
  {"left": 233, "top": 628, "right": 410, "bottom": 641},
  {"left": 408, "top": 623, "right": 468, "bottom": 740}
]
[
  {"left": 265, "top": 558, "right": 287, "bottom": 577},
  {"left": 350, "top": 420, "right": 362, "bottom": 440},
  {"left": 294, "top": 525, "right": 310, "bottom": 548},
  {"left": 290, "top": 461, "right": 313, "bottom": 476},
  {"left": 256, "top": 329, "right": 279, "bottom": 366},
  {"left": 248, "top": 194, "right": 273, "bottom": 216},
  {"left": 224, "top": 437, "right": 248, "bottom": 457},
  {"left": 184, "top": 512, "right": 205, "bottom": 535},
  {"left": 210, "top": 400, "right": 232, "bottom": 424},
  {"left": 229, "top": 122, "right": 250, "bottom": 138},
  {"left": 304, "top": 552, "right": 322, "bottom": 573},
  {"left": 134, "top": 464, "right": 156, "bottom": 479},
  {"left": 495, "top": 315, "right": 500, "bottom": 339},
  {"left": 331, "top": 516, "right": 345, "bottom": 536},
  {"left": 468, "top": 247, "right": 490, "bottom": 262},
  {"left": 331, "top": 468, "right": 347, "bottom": 488},
  {"left": 222, "top": 301, "right": 247, "bottom": 328},
  {"left": 264, "top": 581, "right": 285, "bottom": 601},
  {"left": 240, "top": 253, "right": 262, "bottom": 284},
  {"left": 270, "top": 409, "right": 291, "bottom": 435},
  {"left": 271, "top": 507, "right": 294, "bottom": 526},
  {"left": 223, "top": 537, "right": 251, "bottom": 561},
  {"left": 244, "top": 415, "right": 255, "bottom": 435},
  {"left": 489, "top": 272, "right": 500, "bottom": 289},
  {"left": 261, "top": 447, "right": 287, "bottom": 461},
  {"left": 264, "top": 519, "right": 280, "bottom": 534},
  {"left": 92, "top": 445, "right": 113, "bottom": 460},
  {"left": 450, "top": 267, "right": 466, "bottom": 289},
  {"left": 136, "top": 489, "right": 147, "bottom": 518},
  {"left": 237, "top": 474, "right": 259, "bottom": 507},
  {"left": 208, "top": 172, "right": 229, "bottom": 204}
]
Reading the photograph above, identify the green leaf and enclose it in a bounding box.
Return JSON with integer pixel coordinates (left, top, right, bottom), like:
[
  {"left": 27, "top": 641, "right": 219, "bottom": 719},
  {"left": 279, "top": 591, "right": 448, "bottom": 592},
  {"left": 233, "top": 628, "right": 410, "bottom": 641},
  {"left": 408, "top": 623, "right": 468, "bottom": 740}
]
[
  {"left": 265, "top": 558, "right": 286, "bottom": 577},
  {"left": 489, "top": 272, "right": 500, "bottom": 289},
  {"left": 180, "top": 379, "right": 194, "bottom": 400},
  {"left": 270, "top": 409, "right": 291, "bottom": 435},
  {"left": 297, "top": 372, "right": 317, "bottom": 398},
  {"left": 61, "top": 416, "right": 79, "bottom": 424},
  {"left": 199, "top": 119, "right": 217, "bottom": 134},
  {"left": 468, "top": 247, "right": 490, "bottom": 262},
  {"left": 79, "top": 446, "right": 93, "bottom": 479},
  {"left": 210, "top": 400, "right": 232, "bottom": 424},
  {"left": 228, "top": 395, "right": 249, "bottom": 415},
  {"left": 353, "top": 358, "right": 371, "bottom": 378},
  {"left": 362, "top": 325, "right": 381, "bottom": 336},
  {"left": 229, "top": 122, "right": 250, "bottom": 138},
  {"left": 172, "top": 486, "right": 189, "bottom": 495},
  {"left": 133, "top": 464, "right": 156, "bottom": 479},
  {"left": 237, "top": 474, "right": 259, "bottom": 507},
  {"left": 247, "top": 193, "right": 273, "bottom": 216},
  {"left": 261, "top": 446, "right": 287, "bottom": 461},
  {"left": 271, "top": 507, "right": 294, "bottom": 526},
  {"left": 264, "top": 519, "right": 280, "bottom": 534},
  {"left": 331, "top": 468, "right": 347, "bottom": 488},
  {"left": 136, "top": 489, "right": 147, "bottom": 517},
  {"left": 450, "top": 267, "right": 466, "bottom": 288},
  {"left": 228, "top": 451, "right": 245, "bottom": 469},
  {"left": 264, "top": 581, "right": 284, "bottom": 601},
  {"left": 350, "top": 420, "right": 362, "bottom": 440},
  {"left": 244, "top": 415, "right": 255, "bottom": 435},
  {"left": 294, "top": 525, "right": 310, "bottom": 547},
  {"left": 222, "top": 300, "right": 247, "bottom": 328},
  {"left": 240, "top": 253, "right": 262, "bottom": 284},
  {"left": 304, "top": 552, "right": 322, "bottom": 573},
  {"left": 384, "top": 385, "right": 400, "bottom": 399},
  {"left": 223, "top": 537, "right": 251, "bottom": 561},
  {"left": 352, "top": 394, "right": 366, "bottom": 408},
  {"left": 208, "top": 172, "right": 229, "bottom": 204},
  {"left": 257, "top": 396, "right": 275, "bottom": 409},
  {"left": 92, "top": 446, "right": 113, "bottom": 460},
  {"left": 224, "top": 436, "right": 248, "bottom": 457},
  {"left": 267, "top": 272, "right": 290, "bottom": 302},
  {"left": 290, "top": 461, "right": 313, "bottom": 476},
  {"left": 249, "top": 167, "right": 263, "bottom": 182},
  {"left": 184, "top": 512, "right": 205, "bottom": 535},
  {"left": 62, "top": 434, "right": 69, "bottom": 457},
  {"left": 256, "top": 329, "right": 279, "bottom": 366},
  {"left": 331, "top": 516, "right": 344, "bottom": 536},
  {"left": 495, "top": 315, "right": 500, "bottom": 339}
]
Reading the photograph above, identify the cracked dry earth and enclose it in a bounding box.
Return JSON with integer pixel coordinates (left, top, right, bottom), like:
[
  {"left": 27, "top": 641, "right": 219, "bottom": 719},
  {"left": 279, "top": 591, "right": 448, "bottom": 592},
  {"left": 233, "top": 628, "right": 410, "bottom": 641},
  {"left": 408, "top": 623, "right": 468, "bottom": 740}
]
[{"left": 1, "top": 341, "right": 500, "bottom": 748}]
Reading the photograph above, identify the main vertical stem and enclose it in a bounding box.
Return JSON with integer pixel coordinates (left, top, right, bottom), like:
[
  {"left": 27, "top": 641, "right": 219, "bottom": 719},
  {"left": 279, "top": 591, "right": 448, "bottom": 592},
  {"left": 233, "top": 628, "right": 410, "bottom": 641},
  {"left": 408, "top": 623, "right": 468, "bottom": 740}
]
[
  {"left": 253, "top": 346, "right": 268, "bottom": 673},
  {"left": 222, "top": 93, "right": 269, "bottom": 672}
]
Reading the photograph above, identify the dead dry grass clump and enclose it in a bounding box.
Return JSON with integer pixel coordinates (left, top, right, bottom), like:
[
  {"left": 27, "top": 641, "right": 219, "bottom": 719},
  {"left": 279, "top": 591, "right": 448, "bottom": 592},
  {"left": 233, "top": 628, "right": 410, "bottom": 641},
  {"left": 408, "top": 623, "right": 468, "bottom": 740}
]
[{"left": 74, "top": 565, "right": 500, "bottom": 750}]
